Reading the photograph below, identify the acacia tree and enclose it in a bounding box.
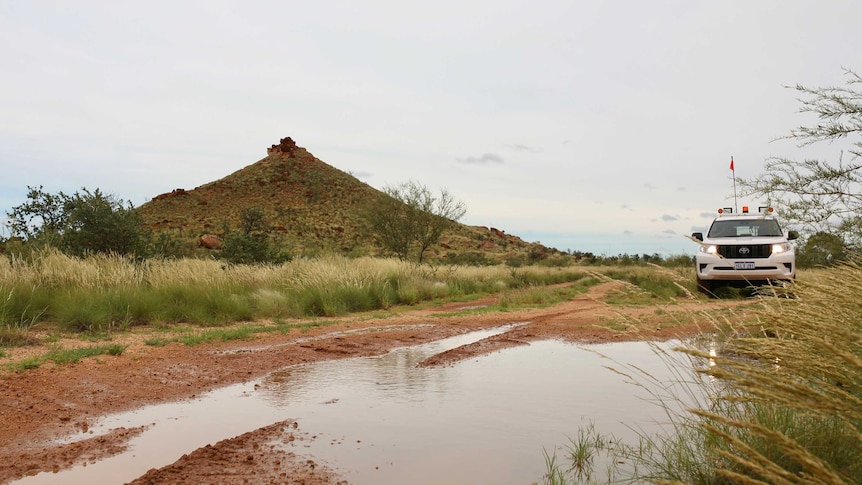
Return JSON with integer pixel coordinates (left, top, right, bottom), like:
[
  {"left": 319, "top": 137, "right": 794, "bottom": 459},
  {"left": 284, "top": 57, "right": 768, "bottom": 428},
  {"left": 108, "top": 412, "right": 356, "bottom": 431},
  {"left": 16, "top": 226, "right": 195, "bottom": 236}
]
[
  {"left": 739, "top": 69, "right": 862, "bottom": 245},
  {"left": 6, "top": 186, "right": 148, "bottom": 256},
  {"left": 365, "top": 180, "right": 467, "bottom": 263},
  {"left": 6, "top": 186, "right": 68, "bottom": 244},
  {"left": 364, "top": 192, "right": 416, "bottom": 261}
]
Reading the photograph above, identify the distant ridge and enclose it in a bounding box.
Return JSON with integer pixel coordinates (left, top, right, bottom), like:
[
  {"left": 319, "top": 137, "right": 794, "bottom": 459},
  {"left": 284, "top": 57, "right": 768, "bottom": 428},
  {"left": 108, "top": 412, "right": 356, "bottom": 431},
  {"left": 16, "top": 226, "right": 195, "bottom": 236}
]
[{"left": 137, "top": 137, "right": 555, "bottom": 261}]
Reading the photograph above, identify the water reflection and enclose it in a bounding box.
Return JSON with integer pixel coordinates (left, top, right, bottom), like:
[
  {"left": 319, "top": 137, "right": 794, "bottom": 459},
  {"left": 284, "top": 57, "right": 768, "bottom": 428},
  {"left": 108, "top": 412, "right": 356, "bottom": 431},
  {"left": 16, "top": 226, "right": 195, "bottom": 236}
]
[
  {"left": 14, "top": 330, "right": 705, "bottom": 485},
  {"left": 259, "top": 338, "right": 458, "bottom": 407}
]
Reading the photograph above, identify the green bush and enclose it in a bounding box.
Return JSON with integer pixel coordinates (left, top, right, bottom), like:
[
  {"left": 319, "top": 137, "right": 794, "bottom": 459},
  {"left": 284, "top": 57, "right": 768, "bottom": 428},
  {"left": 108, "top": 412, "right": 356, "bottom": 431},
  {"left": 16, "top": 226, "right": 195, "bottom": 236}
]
[
  {"left": 6, "top": 186, "right": 150, "bottom": 257},
  {"left": 220, "top": 232, "right": 272, "bottom": 265},
  {"left": 219, "top": 207, "right": 292, "bottom": 265},
  {"left": 796, "top": 231, "right": 849, "bottom": 268},
  {"left": 443, "top": 252, "right": 496, "bottom": 266}
]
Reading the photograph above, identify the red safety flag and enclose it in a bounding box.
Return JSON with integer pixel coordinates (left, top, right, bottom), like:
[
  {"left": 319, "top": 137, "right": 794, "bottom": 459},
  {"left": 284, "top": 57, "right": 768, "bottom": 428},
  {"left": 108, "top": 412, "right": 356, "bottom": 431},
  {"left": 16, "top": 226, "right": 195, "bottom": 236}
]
[{"left": 730, "top": 157, "right": 735, "bottom": 171}]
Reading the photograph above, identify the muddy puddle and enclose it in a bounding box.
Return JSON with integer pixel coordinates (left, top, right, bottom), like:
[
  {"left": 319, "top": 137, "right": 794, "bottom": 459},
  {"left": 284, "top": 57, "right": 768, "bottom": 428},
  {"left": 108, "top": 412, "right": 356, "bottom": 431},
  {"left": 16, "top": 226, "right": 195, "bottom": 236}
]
[{"left": 15, "top": 327, "right": 709, "bottom": 484}]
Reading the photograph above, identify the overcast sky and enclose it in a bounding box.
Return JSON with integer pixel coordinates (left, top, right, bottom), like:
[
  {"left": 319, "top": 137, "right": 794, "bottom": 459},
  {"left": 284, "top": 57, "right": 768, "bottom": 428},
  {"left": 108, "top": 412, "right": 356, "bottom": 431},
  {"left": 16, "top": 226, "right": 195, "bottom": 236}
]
[{"left": 2, "top": 1, "right": 861, "bottom": 255}]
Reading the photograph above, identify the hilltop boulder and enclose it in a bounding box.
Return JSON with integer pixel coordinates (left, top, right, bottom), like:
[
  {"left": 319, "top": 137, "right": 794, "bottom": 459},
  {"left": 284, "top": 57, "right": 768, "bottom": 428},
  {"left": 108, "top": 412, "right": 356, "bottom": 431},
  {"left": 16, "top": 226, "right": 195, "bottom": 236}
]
[{"left": 267, "top": 137, "right": 297, "bottom": 156}]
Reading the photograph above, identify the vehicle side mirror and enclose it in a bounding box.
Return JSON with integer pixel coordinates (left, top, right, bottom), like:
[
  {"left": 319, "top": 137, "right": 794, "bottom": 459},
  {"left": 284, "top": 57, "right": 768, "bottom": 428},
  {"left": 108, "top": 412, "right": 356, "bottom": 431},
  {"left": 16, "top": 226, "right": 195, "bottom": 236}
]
[
  {"left": 691, "top": 232, "right": 703, "bottom": 241},
  {"left": 787, "top": 230, "right": 799, "bottom": 241}
]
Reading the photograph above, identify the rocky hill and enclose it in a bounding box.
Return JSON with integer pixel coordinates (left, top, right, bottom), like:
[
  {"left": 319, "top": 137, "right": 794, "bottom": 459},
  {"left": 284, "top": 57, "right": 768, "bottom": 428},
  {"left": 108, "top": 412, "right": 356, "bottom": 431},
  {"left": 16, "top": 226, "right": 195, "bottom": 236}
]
[{"left": 137, "top": 137, "right": 555, "bottom": 262}]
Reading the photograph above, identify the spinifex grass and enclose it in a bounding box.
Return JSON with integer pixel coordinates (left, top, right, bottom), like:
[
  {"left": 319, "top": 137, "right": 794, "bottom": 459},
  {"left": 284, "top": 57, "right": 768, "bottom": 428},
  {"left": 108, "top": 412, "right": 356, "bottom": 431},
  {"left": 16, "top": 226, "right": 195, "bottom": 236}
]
[{"left": 0, "top": 248, "right": 601, "bottom": 338}]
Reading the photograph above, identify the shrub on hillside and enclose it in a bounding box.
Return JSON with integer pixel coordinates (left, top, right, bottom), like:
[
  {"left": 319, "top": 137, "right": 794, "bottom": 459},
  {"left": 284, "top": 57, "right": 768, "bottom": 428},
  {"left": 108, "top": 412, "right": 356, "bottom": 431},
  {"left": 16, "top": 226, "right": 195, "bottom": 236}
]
[{"left": 219, "top": 207, "right": 291, "bottom": 265}]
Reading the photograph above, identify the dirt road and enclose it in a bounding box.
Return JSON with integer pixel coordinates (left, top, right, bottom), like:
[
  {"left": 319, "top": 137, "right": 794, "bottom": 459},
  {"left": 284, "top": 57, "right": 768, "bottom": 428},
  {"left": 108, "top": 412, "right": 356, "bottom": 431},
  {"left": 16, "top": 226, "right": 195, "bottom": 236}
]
[{"left": 0, "top": 281, "right": 732, "bottom": 484}]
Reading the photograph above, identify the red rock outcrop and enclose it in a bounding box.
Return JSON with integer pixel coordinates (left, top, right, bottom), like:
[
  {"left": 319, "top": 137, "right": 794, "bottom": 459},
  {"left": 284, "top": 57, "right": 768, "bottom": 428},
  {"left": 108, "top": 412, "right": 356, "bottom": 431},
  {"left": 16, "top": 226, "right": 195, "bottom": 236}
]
[
  {"left": 267, "top": 136, "right": 297, "bottom": 156},
  {"left": 198, "top": 235, "right": 223, "bottom": 250},
  {"left": 152, "top": 188, "right": 187, "bottom": 201}
]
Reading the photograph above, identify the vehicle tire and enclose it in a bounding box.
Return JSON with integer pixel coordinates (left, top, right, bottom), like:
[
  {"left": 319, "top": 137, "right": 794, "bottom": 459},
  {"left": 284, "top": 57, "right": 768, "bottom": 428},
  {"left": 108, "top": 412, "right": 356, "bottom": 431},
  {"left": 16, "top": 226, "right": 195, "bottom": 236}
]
[{"left": 696, "top": 278, "right": 713, "bottom": 295}]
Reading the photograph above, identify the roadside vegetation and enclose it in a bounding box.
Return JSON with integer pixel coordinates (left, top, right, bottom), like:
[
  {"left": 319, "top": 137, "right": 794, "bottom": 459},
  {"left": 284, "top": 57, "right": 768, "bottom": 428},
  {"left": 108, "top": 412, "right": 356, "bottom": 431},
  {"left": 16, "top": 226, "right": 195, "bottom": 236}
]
[
  {"left": 0, "top": 246, "right": 704, "bottom": 372},
  {"left": 0, "top": 249, "right": 698, "bottom": 337}
]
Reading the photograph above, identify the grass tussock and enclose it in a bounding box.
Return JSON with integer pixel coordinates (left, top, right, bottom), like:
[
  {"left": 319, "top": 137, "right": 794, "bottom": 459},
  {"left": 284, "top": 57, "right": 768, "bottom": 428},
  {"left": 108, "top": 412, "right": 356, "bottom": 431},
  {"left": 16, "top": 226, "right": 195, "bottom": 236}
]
[
  {"left": 538, "top": 261, "right": 862, "bottom": 484},
  {"left": 598, "top": 264, "right": 697, "bottom": 303},
  {"left": 5, "top": 344, "right": 127, "bottom": 373}
]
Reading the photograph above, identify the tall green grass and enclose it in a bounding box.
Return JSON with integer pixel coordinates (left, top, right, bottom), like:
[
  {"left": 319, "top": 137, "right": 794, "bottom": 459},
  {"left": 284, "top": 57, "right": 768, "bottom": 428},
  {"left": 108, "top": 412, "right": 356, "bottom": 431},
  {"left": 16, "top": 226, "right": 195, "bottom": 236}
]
[
  {"left": 0, "top": 249, "right": 598, "bottom": 336},
  {"left": 538, "top": 262, "right": 862, "bottom": 484}
]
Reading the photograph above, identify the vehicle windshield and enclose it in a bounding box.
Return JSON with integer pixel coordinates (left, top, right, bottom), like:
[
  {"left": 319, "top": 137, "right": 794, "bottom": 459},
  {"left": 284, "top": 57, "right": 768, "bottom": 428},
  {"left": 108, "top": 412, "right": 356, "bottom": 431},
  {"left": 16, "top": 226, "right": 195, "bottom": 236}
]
[{"left": 707, "top": 219, "right": 783, "bottom": 238}]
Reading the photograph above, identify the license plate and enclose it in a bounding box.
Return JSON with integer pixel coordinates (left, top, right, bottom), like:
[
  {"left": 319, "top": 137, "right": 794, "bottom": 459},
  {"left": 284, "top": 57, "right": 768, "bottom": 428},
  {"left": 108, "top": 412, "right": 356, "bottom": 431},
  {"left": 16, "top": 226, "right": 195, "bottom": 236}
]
[{"left": 734, "top": 262, "right": 756, "bottom": 270}]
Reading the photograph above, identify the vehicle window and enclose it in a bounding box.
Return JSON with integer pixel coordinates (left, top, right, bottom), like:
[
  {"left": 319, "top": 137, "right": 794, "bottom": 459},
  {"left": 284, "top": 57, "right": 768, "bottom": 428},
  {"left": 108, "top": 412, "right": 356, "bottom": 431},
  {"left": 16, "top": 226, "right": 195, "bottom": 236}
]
[
  {"left": 707, "top": 221, "right": 736, "bottom": 237},
  {"left": 707, "top": 219, "right": 782, "bottom": 238},
  {"left": 754, "top": 220, "right": 783, "bottom": 236}
]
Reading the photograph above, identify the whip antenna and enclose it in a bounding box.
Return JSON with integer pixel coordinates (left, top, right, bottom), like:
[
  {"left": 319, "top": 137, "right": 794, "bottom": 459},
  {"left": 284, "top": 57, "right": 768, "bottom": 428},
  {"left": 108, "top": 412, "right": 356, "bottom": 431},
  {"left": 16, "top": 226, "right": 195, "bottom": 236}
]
[{"left": 730, "top": 156, "right": 738, "bottom": 213}]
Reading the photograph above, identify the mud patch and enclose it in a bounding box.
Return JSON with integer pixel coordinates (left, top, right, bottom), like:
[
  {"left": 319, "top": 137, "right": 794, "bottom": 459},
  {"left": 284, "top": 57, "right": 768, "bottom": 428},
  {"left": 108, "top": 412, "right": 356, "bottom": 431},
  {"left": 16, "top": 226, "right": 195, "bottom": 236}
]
[
  {"left": 418, "top": 335, "right": 530, "bottom": 368},
  {"left": 127, "top": 420, "right": 344, "bottom": 485},
  {"left": 8, "top": 426, "right": 146, "bottom": 480}
]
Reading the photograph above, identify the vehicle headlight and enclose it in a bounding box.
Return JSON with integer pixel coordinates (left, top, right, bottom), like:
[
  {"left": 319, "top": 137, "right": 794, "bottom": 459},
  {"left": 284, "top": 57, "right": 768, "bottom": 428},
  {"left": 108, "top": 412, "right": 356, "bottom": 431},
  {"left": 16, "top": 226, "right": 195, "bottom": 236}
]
[
  {"left": 772, "top": 242, "right": 791, "bottom": 254},
  {"left": 699, "top": 245, "right": 718, "bottom": 254}
]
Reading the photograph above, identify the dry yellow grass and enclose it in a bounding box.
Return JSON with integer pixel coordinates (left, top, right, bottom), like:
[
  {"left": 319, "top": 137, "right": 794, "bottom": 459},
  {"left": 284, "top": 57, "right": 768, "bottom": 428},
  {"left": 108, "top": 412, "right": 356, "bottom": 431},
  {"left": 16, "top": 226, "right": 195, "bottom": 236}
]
[
  {"left": 1, "top": 248, "right": 607, "bottom": 333},
  {"left": 672, "top": 262, "right": 862, "bottom": 484}
]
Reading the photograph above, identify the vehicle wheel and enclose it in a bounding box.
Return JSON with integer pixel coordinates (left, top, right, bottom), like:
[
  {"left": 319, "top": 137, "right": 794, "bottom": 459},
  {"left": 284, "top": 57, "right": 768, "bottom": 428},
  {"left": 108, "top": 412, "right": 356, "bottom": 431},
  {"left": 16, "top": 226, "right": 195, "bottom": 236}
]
[{"left": 696, "top": 278, "right": 713, "bottom": 295}]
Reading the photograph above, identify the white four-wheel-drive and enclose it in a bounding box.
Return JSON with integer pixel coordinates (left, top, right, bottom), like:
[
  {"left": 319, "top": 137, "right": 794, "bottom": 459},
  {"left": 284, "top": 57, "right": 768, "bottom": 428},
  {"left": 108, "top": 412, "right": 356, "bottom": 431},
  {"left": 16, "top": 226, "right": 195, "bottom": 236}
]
[{"left": 691, "top": 206, "right": 799, "bottom": 293}]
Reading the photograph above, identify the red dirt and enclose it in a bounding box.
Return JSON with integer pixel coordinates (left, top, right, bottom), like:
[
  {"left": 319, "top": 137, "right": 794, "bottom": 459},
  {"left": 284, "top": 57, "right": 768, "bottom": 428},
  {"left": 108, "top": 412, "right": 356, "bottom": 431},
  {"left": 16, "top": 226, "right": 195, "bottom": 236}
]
[{"left": 0, "top": 282, "right": 740, "bottom": 484}]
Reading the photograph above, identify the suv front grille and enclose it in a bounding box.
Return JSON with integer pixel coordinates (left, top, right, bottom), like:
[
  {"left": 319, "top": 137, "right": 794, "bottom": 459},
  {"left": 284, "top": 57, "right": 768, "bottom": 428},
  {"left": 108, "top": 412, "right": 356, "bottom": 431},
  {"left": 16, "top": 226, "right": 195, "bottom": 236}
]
[{"left": 718, "top": 244, "right": 772, "bottom": 259}]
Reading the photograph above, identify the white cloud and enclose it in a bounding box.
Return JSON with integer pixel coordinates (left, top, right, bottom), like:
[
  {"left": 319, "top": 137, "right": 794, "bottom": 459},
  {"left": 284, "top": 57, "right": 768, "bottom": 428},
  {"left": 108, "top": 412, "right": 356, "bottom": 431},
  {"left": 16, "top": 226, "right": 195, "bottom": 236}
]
[
  {"left": 456, "top": 153, "right": 505, "bottom": 164},
  {"left": 506, "top": 144, "right": 543, "bottom": 153}
]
